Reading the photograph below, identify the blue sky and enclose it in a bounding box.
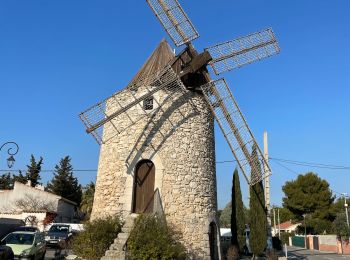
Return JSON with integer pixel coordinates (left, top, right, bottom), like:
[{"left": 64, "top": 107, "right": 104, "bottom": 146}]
[{"left": 1, "top": 1, "right": 350, "bottom": 209}]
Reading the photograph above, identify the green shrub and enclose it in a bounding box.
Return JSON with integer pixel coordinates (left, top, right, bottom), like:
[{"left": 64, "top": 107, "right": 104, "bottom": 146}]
[
  {"left": 281, "top": 232, "right": 294, "bottom": 246},
  {"left": 226, "top": 245, "right": 239, "bottom": 260},
  {"left": 71, "top": 216, "right": 122, "bottom": 260},
  {"left": 126, "top": 214, "right": 186, "bottom": 260},
  {"left": 266, "top": 249, "right": 278, "bottom": 260}
]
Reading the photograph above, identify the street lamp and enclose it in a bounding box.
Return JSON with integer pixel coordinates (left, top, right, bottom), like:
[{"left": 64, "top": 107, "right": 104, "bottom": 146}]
[
  {"left": 341, "top": 193, "right": 350, "bottom": 228},
  {"left": 0, "top": 142, "right": 19, "bottom": 169},
  {"left": 303, "top": 214, "right": 307, "bottom": 249}
]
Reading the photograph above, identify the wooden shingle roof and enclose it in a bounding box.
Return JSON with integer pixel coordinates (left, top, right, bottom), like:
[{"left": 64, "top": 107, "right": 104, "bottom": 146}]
[{"left": 128, "top": 39, "right": 175, "bottom": 87}]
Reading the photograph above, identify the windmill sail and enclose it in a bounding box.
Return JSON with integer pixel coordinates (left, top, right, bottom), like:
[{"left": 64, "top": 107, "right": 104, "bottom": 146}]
[
  {"left": 80, "top": 65, "right": 185, "bottom": 144},
  {"left": 146, "top": 0, "right": 199, "bottom": 47},
  {"left": 206, "top": 28, "right": 280, "bottom": 75},
  {"left": 201, "top": 79, "right": 271, "bottom": 185}
]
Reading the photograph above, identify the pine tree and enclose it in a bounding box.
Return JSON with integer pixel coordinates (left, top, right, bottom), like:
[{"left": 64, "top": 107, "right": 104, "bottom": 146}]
[
  {"left": 231, "top": 168, "right": 246, "bottom": 253},
  {"left": 47, "top": 156, "right": 82, "bottom": 205},
  {"left": 26, "top": 155, "right": 43, "bottom": 187},
  {"left": 12, "top": 170, "right": 28, "bottom": 184},
  {"left": 0, "top": 173, "right": 13, "bottom": 189},
  {"left": 249, "top": 146, "right": 267, "bottom": 257}
]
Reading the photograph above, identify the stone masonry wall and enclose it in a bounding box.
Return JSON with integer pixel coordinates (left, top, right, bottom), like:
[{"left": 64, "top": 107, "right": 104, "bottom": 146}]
[{"left": 91, "top": 81, "right": 220, "bottom": 259}]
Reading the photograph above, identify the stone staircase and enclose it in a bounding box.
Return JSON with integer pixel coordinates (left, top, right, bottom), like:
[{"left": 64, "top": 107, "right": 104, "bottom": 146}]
[{"left": 101, "top": 214, "right": 138, "bottom": 260}]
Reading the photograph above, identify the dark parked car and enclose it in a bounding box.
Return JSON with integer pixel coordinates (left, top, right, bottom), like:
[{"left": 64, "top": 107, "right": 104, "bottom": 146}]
[
  {"left": 0, "top": 245, "right": 14, "bottom": 260},
  {"left": 13, "top": 226, "right": 40, "bottom": 232},
  {"left": 44, "top": 224, "right": 73, "bottom": 248}
]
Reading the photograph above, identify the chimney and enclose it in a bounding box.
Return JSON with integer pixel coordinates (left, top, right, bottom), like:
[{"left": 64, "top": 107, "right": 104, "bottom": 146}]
[{"left": 26, "top": 180, "right": 32, "bottom": 187}]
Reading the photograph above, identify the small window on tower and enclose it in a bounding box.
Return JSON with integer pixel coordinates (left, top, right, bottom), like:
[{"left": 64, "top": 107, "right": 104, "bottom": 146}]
[{"left": 143, "top": 97, "right": 154, "bottom": 111}]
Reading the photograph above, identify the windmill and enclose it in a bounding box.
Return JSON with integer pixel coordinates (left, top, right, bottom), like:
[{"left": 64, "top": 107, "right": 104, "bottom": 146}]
[{"left": 80, "top": 0, "right": 280, "bottom": 186}]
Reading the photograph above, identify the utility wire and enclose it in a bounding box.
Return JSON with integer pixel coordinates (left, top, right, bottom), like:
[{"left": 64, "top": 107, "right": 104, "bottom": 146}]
[
  {"left": 0, "top": 169, "right": 97, "bottom": 173},
  {"left": 0, "top": 157, "right": 349, "bottom": 172},
  {"left": 270, "top": 160, "right": 345, "bottom": 197},
  {"left": 270, "top": 157, "right": 350, "bottom": 170}
]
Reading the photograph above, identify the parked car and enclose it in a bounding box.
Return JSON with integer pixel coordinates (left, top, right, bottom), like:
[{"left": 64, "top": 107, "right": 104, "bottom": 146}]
[
  {"left": 45, "top": 224, "right": 73, "bottom": 248},
  {"left": 0, "top": 245, "right": 14, "bottom": 260},
  {"left": 13, "top": 226, "right": 40, "bottom": 233},
  {"left": 0, "top": 218, "right": 25, "bottom": 240},
  {"left": 0, "top": 231, "right": 46, "bottom": 260}
]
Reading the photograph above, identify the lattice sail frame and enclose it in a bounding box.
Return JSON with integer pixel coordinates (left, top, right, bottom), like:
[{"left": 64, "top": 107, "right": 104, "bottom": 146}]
[
  {"left": 201, "top": 79, "right": 271, "bottom": 185},
  {"left": 79, "top": 66, "right": 186, "bottom": 144},
  {"left": 206, "top": 28, "right": 280, "bottom": 75},
  {"left": 146, "top": 0, "right": 199, "bottom": 47}
]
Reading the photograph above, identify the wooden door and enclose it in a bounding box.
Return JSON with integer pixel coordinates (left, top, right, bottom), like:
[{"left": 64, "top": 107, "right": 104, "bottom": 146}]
[{"left": 133, "top": 160, "right": 155, "bottom": 213}]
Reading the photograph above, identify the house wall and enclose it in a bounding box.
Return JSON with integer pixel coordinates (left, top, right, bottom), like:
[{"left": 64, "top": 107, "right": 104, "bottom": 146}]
[
  {"left": 56, "top": 200, "right": 75, "bottom": 223},
  {"left": 0, "top": 182, "right": 59, "bottom": 212},
  {"left": 0, "top": 182, "right": 76, "bottom": 226},
  {"left": 0, "top": 212, "right": 47, "bottom": 231},
  {"left": 293, "top": 235, "right": 350, "bottom": 255}
]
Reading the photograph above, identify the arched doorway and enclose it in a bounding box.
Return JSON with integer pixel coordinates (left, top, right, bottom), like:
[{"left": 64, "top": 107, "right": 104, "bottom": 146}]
[
  {"left": 132, "top": 160, "right": 155, "bottom": 213},
  {"left": 209, "top": 222, "right": 219, "bottom": 260}
]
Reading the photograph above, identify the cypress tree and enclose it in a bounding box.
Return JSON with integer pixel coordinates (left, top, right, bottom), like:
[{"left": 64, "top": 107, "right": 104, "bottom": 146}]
[
  {"left": 47, "top": 156, "right": 82, "bottom": 205},
  {"left": 231, "top": 168, "right": 246, "bottom": 253},
  {"left": 249, "top": 146, "right": 267, "bottom": 258},
  {"left": 10, "top": 155, "right": 43, "bottom": 187},
  {"left": 26, "top": 155, "right": 43, "bottom": 187}
]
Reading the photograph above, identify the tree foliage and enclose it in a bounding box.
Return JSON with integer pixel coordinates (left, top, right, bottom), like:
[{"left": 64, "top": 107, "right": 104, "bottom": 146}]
[
  {"left": 282, "top": 172, "right": 335, "bottom": 234},
  {"left": 231, "top": 169, "right": 245, "bottom": 253},
  {"left": 14, "top": 194, "right": 55, "bottom": 212},
  {"left": 7, "top": 155, "right": 43, "bottom": 187},
  {"left": 46, "top": 156, "right": 82, "bottom": 205},
  {"left": 272, "top": 206, "right": 295, "bottom": 224},
  {"left": 12, "top": 171, "right": 28, "bottom": 185},
  {"left": 72, "top": 216, "right": 122, "bottom": 260},
  {"left": 26, "top": 155, "right": 43, "bottom": 187},
  {"left": 0, "top": 173, "right": 13, "bottom": 189},
  {"left": 220, "top": 202, "right": 232, "bottom": 228},
  {"left": 333, "top": 213, "right": 350, "bottom": 238},
  {"left": 80, "top": 182, "right": 95, "bottom": 220},
  {"left": 127, "top": 214, "right": 186, "bottom": 260},
  {"left": 249, "top": 146, "right": 267, "bottom": 257}
]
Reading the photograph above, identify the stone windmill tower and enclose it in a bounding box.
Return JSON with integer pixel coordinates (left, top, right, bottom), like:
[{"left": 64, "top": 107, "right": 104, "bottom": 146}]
[{"left": 79, "top": 0, "right": 280, "bottom": 259}]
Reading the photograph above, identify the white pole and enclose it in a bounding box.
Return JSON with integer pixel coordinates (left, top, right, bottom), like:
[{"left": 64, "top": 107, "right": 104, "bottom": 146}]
[
  {"left": 273, "top": 208, "right": 276, "bottom": 237},
  {"left": 343, "top": 193, "right": 349, "bottom": 227},
  {"left": 263, "top": 131, "right": 272, "bottom": 249},
  {"left": 278, "top": 208, "right": 281, "bottom": 239},
  {"left": 285, "top": 243, "right": 288, "bottom": 258}
]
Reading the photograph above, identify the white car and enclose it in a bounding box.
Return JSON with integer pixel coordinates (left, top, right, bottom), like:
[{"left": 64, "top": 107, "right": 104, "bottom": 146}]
[{"left": 1, "top": 231, "right": 46, "bottom": 260}]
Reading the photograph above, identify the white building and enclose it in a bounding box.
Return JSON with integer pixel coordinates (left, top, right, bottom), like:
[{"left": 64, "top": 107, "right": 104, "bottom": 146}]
[
  {"left": 272, "top": 220, "right": 301, "bottom": 236},
  {"left": 0, "top": 181, "right": 77, "bottom": 231}
]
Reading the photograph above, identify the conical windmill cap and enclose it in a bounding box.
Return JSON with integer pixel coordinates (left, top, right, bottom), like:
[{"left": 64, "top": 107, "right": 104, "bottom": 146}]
[{"left": 128, "top": 39, "right": 175, "bottom": 87}]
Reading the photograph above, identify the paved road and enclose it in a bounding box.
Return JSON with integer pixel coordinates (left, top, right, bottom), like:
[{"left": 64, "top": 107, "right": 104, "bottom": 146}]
[
  {"left": 45, "top": 248, "right": 72, "bottom": 260},
  {"left": 287, "top": 246, "right": 350, "bottom": 260}
]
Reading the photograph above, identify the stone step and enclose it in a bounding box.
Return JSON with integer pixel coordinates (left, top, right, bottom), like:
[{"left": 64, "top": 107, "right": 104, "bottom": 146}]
[
  {"left": 101, "top": 251, "right": 125, "bottom": 260},
  {"left": 105, "top": 250, "right": 120, "bottom": 257},
  {"left": 123, "top": 220, "right": 134, "bottom": 228},
  {"left": 121, "top": 226, "right": 133, "bottom": 233},
  {"left": 110, "top": 242, "right": 124, "bottom": 251},
  {"left": 102, "top": 249, "right": 126, "bottom": 260},
  {"left": 118, "top": 232, "right": 129, "bottom": 240},
  {"left": 101, "top": 214, "right": 136, "bottom": 260}
]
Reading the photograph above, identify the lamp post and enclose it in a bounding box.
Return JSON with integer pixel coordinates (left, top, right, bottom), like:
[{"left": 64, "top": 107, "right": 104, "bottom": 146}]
[
  {"left": 0, "top": 142, "right": 19, "bottom": 168},
  {"left": 342, "top": 193, "right": 349, "bottom": 227},
  {"left": 303, "top": 214, "right": 307, "bottom": 249}
]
